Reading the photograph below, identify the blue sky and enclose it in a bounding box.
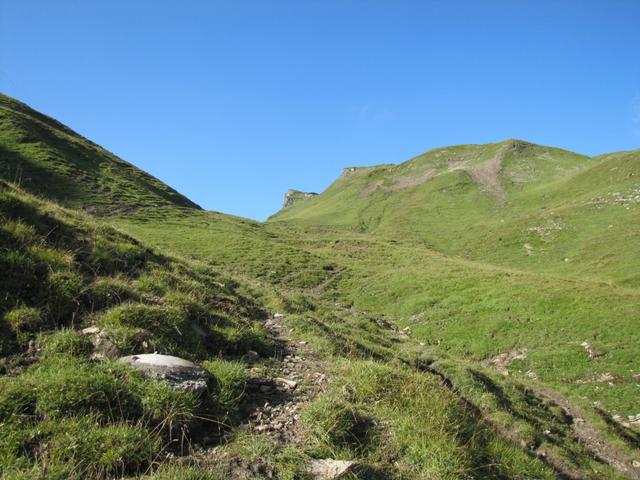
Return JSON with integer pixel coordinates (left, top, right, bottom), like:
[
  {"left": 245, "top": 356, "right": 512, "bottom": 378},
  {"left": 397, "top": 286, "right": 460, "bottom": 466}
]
[{"left": 1, "top": 1, "right": 639, "bottom": 220}]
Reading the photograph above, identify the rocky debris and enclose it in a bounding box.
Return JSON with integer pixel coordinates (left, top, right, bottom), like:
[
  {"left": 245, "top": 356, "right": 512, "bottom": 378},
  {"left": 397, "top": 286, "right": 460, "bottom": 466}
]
[
  {"left": 580, "top": 341, "right": 607, "bottom": 359},
  {"left": 523, "top": 243, "right": 534, "bottom": 256},
  {"left": 238, "top": 314, "right": 328, "bottom": 442},
  {"left": 82, "top": 327, "right": 119, "bottom": 360},
  {"left": 241, "top": 350, "right": 260, "bottom": 364},
  {"left": 282, "top": 189, "right": 318, "bottom": 209},
  {"left": 525, "top": 220, "right": 564, "bottom": 239},
  {"left": 612, "top": 414, "right": 640, "bottom": 430},
  {"left": 526, "top": 370, "right": 539, "bottom": 380},
  {"left": 82, "top": 326, "right": 153, "bottom": 360},
  {"left": 118, "top": 353, "right": 210, "bottom": 395},
  {"left": 305, "top": 459, "right": 357, "bottom": 479},
  {"left": 482, "top": 348, "right": 528, "bottom": 376},
  {"left": 576, "top": 372, "right": 615, "bottom": 384},
  {"left": 590, "top": 184, "right": 640, "bottom": 209}
]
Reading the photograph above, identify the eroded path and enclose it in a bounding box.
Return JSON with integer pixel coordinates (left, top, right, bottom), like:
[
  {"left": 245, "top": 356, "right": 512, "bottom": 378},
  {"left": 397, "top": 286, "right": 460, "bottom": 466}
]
[{"left": 240, "top": 314, "right": 329, "bottom": 441}]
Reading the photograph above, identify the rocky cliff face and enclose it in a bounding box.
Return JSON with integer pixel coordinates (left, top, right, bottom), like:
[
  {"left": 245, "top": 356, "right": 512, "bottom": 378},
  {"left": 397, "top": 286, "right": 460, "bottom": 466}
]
[{"left": 283, "top": 189, "right": 318, "bottom": 208}]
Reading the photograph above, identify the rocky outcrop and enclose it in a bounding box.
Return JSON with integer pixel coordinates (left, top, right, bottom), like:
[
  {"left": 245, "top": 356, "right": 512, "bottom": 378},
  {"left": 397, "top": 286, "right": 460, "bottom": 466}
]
[
  {"left": 118, "top": 353, "right": 210, "bottom": 395},
  {"left": 283, "top": 189, "right": 318, "bottom": 208}
]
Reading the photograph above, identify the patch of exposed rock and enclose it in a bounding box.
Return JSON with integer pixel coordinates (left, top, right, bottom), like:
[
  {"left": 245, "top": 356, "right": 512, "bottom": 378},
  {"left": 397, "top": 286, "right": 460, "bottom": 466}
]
[
  {"left": 283, "top": 189, "right": 318, "bottom": 208},
  {"left": 482, "top": 348, "right": 528, "bottom": 375}
]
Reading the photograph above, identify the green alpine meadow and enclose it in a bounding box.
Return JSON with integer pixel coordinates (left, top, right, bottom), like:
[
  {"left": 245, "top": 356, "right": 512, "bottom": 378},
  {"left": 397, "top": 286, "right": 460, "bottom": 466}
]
[{"left": 1, "top": 92, "right": 639, "bottom": 479}]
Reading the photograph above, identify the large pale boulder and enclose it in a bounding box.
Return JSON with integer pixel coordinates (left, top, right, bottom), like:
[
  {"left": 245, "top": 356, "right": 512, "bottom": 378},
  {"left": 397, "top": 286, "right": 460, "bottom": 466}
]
[{"left": 118, "top": 353, "right": 210, "bottom": 395}]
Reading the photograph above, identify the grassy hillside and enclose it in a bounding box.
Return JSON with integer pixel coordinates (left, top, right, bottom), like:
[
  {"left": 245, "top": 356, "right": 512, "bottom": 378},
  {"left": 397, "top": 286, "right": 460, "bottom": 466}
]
[
  {"left": 272, "top": 140, "right": 640, "bottom": 285},
  {"left": 2, "top": 93, "right": 639, "bottom": 478},
  {"left": 0, "top": 180, "right": 276, "bottom": 479},
  {"left": 0, "top": 94, "right": 199, "bottom": 214},
  {"left": 0, "top": 184, "right": 574, "bottom": 479}
]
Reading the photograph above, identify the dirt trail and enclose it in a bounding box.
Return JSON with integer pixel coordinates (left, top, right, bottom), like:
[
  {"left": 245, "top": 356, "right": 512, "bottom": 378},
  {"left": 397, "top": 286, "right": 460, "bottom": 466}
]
[
  {"left": 534, "top": 386, "right": 640, "bottom": 480},
  {"left": 239, "top": 314, "right": 329, "bottom": 441},
  {"left": 190, "top": 313, "right": 330, "bottom": 478}
]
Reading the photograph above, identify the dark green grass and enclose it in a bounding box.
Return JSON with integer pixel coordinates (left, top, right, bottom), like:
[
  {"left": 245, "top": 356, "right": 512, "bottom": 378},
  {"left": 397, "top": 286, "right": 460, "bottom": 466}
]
[
  {"left": 0, "top": 182, "right": 267, "bottom": 478},
  {"left": 0, "top": 93, "right": 199, "bottom": 214}
]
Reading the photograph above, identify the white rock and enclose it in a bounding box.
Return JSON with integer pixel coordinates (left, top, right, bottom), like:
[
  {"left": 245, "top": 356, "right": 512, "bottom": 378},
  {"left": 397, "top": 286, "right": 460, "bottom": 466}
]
[
  {"left": 118, "top": 354, "right": 210, "bottom": 395},
  {"left": 306, "top": 459, "right": 357, "bottom": 479}
]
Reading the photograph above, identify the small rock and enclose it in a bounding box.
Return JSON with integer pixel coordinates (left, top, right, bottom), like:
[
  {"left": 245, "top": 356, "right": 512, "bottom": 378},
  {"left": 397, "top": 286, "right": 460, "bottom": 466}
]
[
  {"left": 273, "top": 313, "right": 284, "bottom": 319},
  {"left": 276, "top": 378, "right": 298, "bottom": 390},
  {"left": 306, "top": 459, "right": 357, "bottom": 479},
  {"left": 91, "top": 331, "right": 119, "bottom": 359},
  {"left": 82, "top": 326, "right": 100, "bottom": 335},
  {"left": 241, "top": 350, "right": 260, "bottom": 364},
  {"left": 299, "top": 341, "right": 308, "bottom": 345},
  {"left": 259, "top": 385, "right": 273, "bottom": 394}
]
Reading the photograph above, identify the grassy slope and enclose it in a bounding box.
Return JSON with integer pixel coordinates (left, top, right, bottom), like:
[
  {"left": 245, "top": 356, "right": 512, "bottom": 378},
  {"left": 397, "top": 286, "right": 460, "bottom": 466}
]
[
  {"left": 265, "top": 140, "right": 640, "bottom": 413},
  {"left": 273, "top": 140, "right": 640, "bottom": 285},
  {"left": 0, "top": 181, "right": 273, "bottom": 479},
  {"left": 0, "top": 93, "right": 199, "bottom": 214}
]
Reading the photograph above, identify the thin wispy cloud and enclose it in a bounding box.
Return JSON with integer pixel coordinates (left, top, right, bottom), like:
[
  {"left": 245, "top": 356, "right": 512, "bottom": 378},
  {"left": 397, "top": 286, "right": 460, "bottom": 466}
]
[{"left": 353, "top": 103, "right": 396, "bottom": 124}]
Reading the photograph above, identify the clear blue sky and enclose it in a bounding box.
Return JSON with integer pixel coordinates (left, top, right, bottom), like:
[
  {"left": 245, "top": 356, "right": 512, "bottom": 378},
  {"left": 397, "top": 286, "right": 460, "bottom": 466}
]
[{"left": 2, "top": 1, "right": 639, "bottom": 220}]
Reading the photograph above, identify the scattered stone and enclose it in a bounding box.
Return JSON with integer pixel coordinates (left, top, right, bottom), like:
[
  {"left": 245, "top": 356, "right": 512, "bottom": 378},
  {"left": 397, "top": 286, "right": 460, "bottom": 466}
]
[
  {"left": 580, "top": 341, "right": 606, "bottom": 359},
  {"left": 276, "top": 378, "right": 298, "bottom": 390},
  {"left": 81, "top": 326, "right": 100, "bottom": 335},
  {"left": 523, "top": 243, "right": 534, "bottom": 256},
  {"left": 241, "top": 350, "right": 260, "bottom": 364},
  {"left": 576, "top": 372, "right": 615, "bottom": 384},
  {"left": 526, "top": 370, "right": 538, "bottom": 380},
  {"left": 299, "top": 341, "right": 308, "bottom": 345},
  {"left": 273, "top": 313, "right": 285, "bottom": 319},
  {"left": 91, "top": 331, "right": 119, "bottom": 360},
  {"left": 305, "top": 459, "right": 357, "bottom": 479},
  {"left": 118, "top": 353, "right": 210, "bottom": 395},
  {"left": 482, "top": 348, "right": 528, "bottom": 376}
]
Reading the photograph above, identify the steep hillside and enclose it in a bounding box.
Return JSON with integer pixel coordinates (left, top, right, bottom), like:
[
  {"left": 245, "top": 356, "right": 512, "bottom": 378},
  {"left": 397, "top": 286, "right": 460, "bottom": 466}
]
[
  {"left": 0, "top": 180, "right": 277, "bottom": 479},
  {"left": 0, "top": 94, "right": 199, "bottom": 214}
]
